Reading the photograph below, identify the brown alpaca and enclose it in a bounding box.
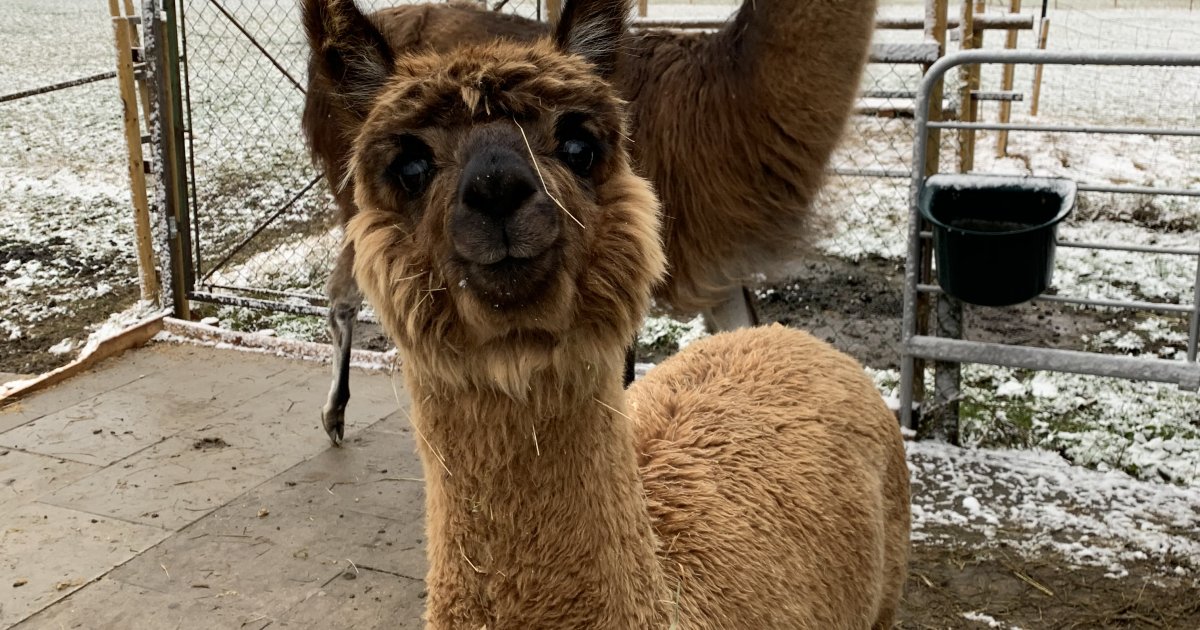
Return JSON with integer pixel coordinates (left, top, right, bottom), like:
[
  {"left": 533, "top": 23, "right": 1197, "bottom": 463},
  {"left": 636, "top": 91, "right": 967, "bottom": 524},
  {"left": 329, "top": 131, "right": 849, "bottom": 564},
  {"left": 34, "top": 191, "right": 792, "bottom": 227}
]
[
  {"left": 325, "top": 0, "right": 910, "bottom": 625},
  {"left": 302, "top": 0, "right": 878, "bottom": 444}
]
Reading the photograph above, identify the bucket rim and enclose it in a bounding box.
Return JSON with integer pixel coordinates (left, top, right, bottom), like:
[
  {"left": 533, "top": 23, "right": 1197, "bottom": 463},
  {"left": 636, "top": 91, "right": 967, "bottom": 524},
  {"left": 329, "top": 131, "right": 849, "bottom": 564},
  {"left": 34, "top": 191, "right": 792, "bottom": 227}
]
[{"left": 919, "top": 174, "right": 1077, "bottom": 237}]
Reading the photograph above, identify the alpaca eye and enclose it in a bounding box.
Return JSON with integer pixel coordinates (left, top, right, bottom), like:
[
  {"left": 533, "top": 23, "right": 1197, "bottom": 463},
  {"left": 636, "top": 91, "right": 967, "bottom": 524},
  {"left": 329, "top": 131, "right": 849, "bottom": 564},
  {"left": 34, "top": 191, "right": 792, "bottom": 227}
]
[
  {"left": 388, "top": 136, "right": 436, "bottom": 197},
  {"left": 558, "top": 138, "right": 595, "bottom": 177}
]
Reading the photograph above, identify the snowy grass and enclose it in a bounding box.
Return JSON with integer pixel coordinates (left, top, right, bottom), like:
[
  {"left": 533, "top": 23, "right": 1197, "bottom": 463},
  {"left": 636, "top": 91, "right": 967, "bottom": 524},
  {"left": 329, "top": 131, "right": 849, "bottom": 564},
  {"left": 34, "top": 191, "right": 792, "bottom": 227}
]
[
  {"left": 908, "top": 438, "right": 1200, "bottom": 578},
  {"left": 868, "top": 356, "right": 1200, "bottom": 486}
]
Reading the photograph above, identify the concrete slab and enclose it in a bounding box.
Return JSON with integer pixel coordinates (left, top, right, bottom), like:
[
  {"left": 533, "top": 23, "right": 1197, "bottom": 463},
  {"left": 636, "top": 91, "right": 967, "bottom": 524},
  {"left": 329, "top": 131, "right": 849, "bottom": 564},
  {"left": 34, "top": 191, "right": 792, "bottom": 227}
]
[
  {"left": 286, "top": 427, "right": 425, "bottom": 525},
  {"left": 1, "top": 340, "right": 429, "bottom": 628},
  {"left": 276, "top": 364, "right": 413, "bottom": 438},
  {"left": 102, "top": 426, "right": 427, "bottom": 626},
  {"left": 0, "top": 503, "right": 168, "bottom": 629},
  {"left": 109, "top": 343, "right": 299, "bottom": 412},
  {"left": 0, "top": 389, "right": 181, "bottom": 467},
  {"left": 10, "top": 576, "right": 273, "bottom": 630},
  {"left": 0, "top": 449, "right": 97, "bottom": 514},
  {"left": 272, "top": 565, "right": 426, "bottom": 629},
  {"left": 0, "top": 347, "right": 174, "bottom": 434},
  {"left": 41, "top": 434, "right": 296, "bottom": 530}
]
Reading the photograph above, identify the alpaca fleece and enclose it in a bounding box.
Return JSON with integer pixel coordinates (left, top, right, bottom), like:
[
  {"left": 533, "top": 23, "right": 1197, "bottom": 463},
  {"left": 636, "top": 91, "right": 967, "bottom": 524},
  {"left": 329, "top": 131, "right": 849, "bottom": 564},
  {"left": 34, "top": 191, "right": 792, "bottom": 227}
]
[
  {"left": 335, "top": 1, "right": 908, "bottom": 626},
  {"left": 630, "top": 326, "right": 910, "bottom": 628}
]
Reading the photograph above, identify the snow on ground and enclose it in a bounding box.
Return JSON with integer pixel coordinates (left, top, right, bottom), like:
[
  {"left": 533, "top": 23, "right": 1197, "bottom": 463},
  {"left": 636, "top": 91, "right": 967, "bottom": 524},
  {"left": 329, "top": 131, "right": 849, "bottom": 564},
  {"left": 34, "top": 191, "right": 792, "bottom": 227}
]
[
  {"left": 908, "top": 438, "right": 1200, "bottom": 579},
  {"left": 868, "top": 355, "right": 1200, "bottom": 487},
  {"left": 961, "top": 610, "right": 1022, "bottom": 630}
]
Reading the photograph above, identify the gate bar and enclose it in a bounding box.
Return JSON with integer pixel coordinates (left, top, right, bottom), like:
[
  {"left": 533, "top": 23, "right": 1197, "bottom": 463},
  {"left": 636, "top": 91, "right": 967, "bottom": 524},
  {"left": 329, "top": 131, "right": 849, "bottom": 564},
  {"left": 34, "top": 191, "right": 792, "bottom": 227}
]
[{"left": 908, "top": 336, "right": 1200, "bottom": 391}]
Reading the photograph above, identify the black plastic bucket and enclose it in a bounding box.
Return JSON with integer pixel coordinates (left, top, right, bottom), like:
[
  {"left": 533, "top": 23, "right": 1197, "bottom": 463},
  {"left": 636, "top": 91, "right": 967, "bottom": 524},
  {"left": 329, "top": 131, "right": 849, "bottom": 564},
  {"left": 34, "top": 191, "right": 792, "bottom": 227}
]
[{"left": 919, "top": 174, "right": 1076, "bottom": 307}]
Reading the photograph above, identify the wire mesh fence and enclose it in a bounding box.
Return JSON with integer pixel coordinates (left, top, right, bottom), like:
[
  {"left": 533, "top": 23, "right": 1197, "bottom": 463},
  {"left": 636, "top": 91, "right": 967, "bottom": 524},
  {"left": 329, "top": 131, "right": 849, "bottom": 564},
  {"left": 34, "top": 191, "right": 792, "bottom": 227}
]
[{"left": 180, "top": 0, "right": 541, "bottom": 319}]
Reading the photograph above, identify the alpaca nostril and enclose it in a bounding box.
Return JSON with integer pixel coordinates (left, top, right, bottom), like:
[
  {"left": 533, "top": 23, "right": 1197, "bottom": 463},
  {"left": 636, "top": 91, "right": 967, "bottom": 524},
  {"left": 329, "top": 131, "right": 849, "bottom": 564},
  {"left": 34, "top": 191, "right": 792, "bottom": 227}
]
[{"left": 459, "top": 147, "right": 537, "bottom": 218}]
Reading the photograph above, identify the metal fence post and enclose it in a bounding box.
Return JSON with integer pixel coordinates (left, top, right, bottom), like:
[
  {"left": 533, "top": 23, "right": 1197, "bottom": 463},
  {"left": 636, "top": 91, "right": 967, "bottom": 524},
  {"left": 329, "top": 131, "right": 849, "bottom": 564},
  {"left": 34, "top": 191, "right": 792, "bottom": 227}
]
[
  {"left": 142, "top": 0, "right": 192, "bottom": 318},
  {"left": 933, "top": 294, "right": 963, "bottom": 444}
]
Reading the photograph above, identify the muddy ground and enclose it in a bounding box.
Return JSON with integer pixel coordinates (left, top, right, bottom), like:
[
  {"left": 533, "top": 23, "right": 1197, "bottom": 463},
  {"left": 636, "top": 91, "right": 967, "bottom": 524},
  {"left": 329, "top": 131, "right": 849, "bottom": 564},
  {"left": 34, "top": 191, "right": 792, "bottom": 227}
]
[
  {"left": 900, "top": 534, "right": 1200, "bottom": 629},
  {"left": 0, "top": 238, "right": 139, "bottom": 377}
]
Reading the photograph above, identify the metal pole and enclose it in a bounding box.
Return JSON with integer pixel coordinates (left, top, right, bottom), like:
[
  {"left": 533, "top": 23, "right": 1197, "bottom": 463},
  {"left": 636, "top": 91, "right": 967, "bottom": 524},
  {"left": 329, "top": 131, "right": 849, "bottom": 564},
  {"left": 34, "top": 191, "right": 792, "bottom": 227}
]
[
  {"left": 1189, "top": 249, "right": 1200, "bottom": 363},
  {"left": 0, "top": 72, "right": 117, "bottom": 104},
  {"left": 142, "top": 0, "right": 190, "bottom": 318},
  {"left": 933, "top": 294, "right": 963, "bottom": 444}
]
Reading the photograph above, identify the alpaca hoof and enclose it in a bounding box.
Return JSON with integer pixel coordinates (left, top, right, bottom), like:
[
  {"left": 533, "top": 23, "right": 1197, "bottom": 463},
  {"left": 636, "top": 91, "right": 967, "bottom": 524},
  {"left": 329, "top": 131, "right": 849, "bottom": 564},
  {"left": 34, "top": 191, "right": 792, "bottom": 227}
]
[{"left": 322, "top": 408, "right": 345, "bottom": 446}]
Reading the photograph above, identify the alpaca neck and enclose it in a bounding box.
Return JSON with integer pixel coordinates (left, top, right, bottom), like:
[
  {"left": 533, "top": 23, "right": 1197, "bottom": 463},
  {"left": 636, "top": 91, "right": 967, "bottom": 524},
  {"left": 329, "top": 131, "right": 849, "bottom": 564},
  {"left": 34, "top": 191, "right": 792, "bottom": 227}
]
[{"left": 409, "top": 357, "right": 672, "bottom": 628}]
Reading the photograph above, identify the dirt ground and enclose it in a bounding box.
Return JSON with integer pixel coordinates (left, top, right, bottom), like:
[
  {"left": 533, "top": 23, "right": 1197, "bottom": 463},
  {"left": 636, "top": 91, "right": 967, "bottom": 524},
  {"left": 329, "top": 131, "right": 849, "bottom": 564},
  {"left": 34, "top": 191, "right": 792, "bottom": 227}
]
[
  {"left": 0, "top": 238, "right": 138, "bottom": 377},
  {"left": 901, "top": 534, "right": 1200, "bottom": 629},
  {"left": 755, "top": 253, "right": 1126, "bottom": 372}
]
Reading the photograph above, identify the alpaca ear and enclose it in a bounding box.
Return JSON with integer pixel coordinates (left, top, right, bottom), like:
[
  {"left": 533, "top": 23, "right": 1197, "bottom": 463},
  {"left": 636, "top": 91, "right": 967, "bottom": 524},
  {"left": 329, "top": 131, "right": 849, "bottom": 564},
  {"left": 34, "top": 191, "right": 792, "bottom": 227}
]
[
  {"left": 303, "top": 0, "right": 394, "bottom": 113},
  {"left": 553, "top": 0, "right": 630, "bottom": 76}
]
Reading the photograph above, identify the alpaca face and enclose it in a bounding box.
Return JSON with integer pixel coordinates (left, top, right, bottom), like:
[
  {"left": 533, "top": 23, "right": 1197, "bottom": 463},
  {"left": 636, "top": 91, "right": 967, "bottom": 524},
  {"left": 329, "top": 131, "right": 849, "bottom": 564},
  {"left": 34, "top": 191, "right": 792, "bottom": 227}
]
[
  {"left": 337, "top": 12, "right": 666, "bottom": 382},
  {"left": 350, "top": 57, "right": 624, "bottom": 323}
]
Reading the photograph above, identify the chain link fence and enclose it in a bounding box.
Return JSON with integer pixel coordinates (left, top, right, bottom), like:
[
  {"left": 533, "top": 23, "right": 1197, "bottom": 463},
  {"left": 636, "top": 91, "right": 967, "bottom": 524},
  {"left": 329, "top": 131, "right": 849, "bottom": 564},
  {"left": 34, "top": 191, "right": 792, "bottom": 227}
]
[{"left": 179, "top": 0, "right": 539, "bottom": 337}]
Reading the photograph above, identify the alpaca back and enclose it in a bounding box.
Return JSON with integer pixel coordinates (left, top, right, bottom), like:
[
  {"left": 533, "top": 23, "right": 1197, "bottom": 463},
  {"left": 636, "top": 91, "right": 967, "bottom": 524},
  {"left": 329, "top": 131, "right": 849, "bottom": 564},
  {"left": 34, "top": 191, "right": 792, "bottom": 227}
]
[{"left": 628, "top": 324, "right": 909, "bottom": 629}]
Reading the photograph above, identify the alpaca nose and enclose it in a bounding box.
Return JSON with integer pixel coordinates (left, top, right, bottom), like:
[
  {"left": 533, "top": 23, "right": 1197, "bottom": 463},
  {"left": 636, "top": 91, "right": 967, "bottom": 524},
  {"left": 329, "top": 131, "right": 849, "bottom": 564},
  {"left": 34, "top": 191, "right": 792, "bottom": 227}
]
[
  {"left": 459, "top": 146, "right": 536, "bottom": 218},
  {"left": 451, "top": 142, "right": 559, "bottom": 267}
]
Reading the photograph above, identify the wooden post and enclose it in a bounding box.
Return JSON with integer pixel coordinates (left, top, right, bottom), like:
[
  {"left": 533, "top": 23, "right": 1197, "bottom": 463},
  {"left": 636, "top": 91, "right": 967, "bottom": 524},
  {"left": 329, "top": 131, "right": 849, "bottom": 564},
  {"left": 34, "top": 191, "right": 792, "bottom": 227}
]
[
  {"left": 122, "top": 0, "right": 153, "bottom": 126},
  {"left": 1030, "top": 17, "right": 1050, "bottom": 116},
  {"left": 922, "top": 0, "right": 948, "bottom": 178},
  {"left": 957, "top": 0, "right": 979, "bottom": 173},
  {"left": 995, "top": 0, "right": 1022, "bottom": 157},
  {"left": 638, "top": 0, "right": 648, "bottom": 17},
  {"left": 912, "top": 0, "right": 950, "bottom": 416},
  {"left": 110, "top": 0, "right": 159, "bottom": 304},
  {"left": 547, "top": 0, "right": 561, "bottom": 22}
]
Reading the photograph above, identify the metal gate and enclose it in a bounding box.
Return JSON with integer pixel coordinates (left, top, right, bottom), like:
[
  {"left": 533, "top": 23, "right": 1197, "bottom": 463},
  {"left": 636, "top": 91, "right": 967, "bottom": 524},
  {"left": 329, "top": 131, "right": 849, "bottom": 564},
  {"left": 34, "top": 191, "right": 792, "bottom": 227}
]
[{"left": 900, "top": 49, "right": 1200, "bottom": 437}]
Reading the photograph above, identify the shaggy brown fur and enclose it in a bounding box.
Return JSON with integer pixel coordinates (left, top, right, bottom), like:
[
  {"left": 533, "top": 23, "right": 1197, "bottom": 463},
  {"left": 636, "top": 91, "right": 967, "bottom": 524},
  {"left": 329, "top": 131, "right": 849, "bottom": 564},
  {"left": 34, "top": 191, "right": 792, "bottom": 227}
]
[
  {"left": 302, "top": 0, "right": 878, "bottom": 444},
  {"left": 335, "top": 0, "right": 909, "bottom": 625}
]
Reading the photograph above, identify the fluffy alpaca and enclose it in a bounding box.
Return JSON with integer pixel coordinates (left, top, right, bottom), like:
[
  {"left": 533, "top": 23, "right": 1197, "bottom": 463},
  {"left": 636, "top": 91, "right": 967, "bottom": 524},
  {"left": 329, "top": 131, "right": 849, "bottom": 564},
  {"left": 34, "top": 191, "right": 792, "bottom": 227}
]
[
  {"left": 302, "top": 0, "right": 878, "bottom": 444},
  {"left": 325, "top": 0, "right": 910, "bottom": 625}
]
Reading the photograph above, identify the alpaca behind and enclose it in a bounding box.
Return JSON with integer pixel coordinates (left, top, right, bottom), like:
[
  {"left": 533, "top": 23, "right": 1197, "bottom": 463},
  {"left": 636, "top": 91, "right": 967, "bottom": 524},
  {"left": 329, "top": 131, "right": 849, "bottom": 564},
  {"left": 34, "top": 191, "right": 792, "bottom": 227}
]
[{"left": 322, "top": 0, "right": 910, "bottom": 624}]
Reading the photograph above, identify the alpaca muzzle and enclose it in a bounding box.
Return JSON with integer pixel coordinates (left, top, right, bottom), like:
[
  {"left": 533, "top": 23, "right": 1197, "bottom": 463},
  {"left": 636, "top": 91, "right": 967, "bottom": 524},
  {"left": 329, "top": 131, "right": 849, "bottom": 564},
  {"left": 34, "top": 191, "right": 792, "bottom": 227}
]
[{"left": 451, "top": 142, "right": 563, "bottom": 308}]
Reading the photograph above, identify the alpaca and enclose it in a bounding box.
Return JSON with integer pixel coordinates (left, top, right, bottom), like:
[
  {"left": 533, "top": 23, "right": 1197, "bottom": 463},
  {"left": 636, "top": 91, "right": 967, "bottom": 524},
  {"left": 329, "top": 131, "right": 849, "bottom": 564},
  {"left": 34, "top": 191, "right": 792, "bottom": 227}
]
[
  {"left": 303, "top": 0, "right": 878, "bottom": 444},
  {"left": 322, "top": 0, "right": 911, "bottom": 624}
]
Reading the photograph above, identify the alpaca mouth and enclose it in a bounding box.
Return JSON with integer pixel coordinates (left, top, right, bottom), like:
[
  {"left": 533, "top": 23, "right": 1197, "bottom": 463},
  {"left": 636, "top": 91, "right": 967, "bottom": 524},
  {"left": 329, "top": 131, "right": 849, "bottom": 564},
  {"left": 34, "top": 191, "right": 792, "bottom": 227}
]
[{"left": 461, "top": 249, "right": 561, "bottom": 310}]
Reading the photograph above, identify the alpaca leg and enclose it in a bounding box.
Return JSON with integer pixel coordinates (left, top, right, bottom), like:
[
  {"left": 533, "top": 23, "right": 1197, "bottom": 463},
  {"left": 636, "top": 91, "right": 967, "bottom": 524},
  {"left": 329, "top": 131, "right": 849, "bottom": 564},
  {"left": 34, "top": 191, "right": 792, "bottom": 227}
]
[
  {"left": 701, "top": 285, "right": 760, "bottom": 333},
  {"left": 623, "top": 336, "right": 636, "bottom": 388},
  {"left": 322, "top": 245, "right": 362, "bottom": 446}
]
